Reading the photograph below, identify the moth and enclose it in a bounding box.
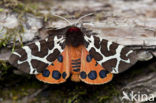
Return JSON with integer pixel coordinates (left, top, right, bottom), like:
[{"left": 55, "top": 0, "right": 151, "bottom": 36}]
[{"left": 9, "top": 14, "right": 137, "bottom": 85}]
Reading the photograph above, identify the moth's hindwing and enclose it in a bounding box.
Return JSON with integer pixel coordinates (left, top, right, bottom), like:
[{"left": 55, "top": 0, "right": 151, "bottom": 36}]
[
  {"left": 9, "top": 35, "right": 65, "bottom": 74},
  {"left": 36, "top": 47, "right": 70, "bottom": 84},
  {"left": 84, "top": 35, "right": 137, "bottom": 74},
  {"left": 80, "top": 47, "right": 113, "bottom": 85}
]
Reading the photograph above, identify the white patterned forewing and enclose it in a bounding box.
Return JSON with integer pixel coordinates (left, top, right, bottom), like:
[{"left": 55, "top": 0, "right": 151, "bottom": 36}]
[
  {"left": 9, "top": 35, "right": 65, "bottom": 74},
  {"left": 84, "top": 35, "right": 137, "bottom": 74}
]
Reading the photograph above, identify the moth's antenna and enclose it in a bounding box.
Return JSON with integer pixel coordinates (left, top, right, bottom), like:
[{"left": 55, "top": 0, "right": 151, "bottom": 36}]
[
  {"left": 52, "top": 14, "right": 72, "bottom": 25},
  {"left": 75, "top": 13, "right": 94, "bottom": 25}
]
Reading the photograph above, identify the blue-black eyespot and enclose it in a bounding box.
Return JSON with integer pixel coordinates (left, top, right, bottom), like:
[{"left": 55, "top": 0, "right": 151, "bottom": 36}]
[
  {"left": 99, "top": 70, "right": 109, "bottom": 78},
  {"left": 52, "top": 70, "right": 61, "bottom": 80},
  {"left": 57, "top": 55, "right": 63, "bottom": 62},
  {"left": 88, "top": 71, "right": 97, "bottom": 80},
  {"left": 80, "top": 71, "right": 87, "bottom": 79},
  {"left": 86, "top": 54, "right": 92, "bottom": 62},
  {"left": 42, "top": 70, "right": 50, "bottom": 77}
]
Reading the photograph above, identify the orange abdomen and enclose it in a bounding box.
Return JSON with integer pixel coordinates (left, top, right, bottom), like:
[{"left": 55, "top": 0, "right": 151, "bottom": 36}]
[{"left": 68, "top": 45, "right": 83, "bottom": 82}]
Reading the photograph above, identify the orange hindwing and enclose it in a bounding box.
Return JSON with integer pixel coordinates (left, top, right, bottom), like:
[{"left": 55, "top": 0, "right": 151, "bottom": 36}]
[
  {"left": 80, "top": 47, "right": 113, "bottom": 85},
  {"left": 36, "top": 47, "right": 70, "bottom": 84}
]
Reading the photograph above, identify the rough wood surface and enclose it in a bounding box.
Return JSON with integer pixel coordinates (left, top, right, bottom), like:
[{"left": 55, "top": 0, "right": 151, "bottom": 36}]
[{"left": 0, "top": 0, "right": 155, "bottom": 103}]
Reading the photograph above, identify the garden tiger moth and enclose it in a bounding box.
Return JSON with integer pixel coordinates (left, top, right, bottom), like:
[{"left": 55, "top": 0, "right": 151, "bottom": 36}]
[{"left": 9, "top": 24, "right": 137, "bottom": 85}]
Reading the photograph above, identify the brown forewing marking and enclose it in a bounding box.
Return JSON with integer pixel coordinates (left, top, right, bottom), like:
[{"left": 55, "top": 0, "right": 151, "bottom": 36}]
[
  {"left": 86, "top": 34, "right": 91, "bottom": 38},
  {"left": 84, "top": 41, "right": 89, "bottom": 48},
  {"left": 94, "top": 36, "right": 100, "bottom": 49},
  {"left": 31, "top": 59, "right": 48, "bottom": 72},
  {"left": 9, "top": 54, "right": 20, "bottom": 67},
  {"left": 18, "top": 62, "right": 30, "bottom": 73},
  {"left": 47, "top": 36, "right": 54, "bottom": 50},
  {"left": 118, "top": 61, "right": 132, "bottom": 73},
  {"left": 57, "top": 35, "right": 63, "bottom": 39},
  {"left": 17, "top": 48, "right": 27, "bottom": 61},
  {"left": 102, "top": 59, "right": 117, "bottom": 72},
  {"left": 46, "top": 49, "right": 60, "bottom": 62},
  {"left": 120, "top": 47, "right": 132, "bottom": 60},
  {"left": 59, "top": 42, "right": 65, "bottom": 50},
  {"left": 100, "top": 40, "right": 118, "bottom": 57},
  {"left": 29, "top": 40, "right": 49, "bottom": 58},
  {"left": 118, "top": 50, "right": 137, "bottom": 72},
  {"left": 84, "top": 35, "right": 137, "bottom": 74},
  {"left": 89, "top": 48, "right": 103, "bottom": 61},
  {"left": 9, "top": 48, "right": 28, "bottom": 73},
  {"left": 9, "top": 35, "right": 65, "bottom": 74}
]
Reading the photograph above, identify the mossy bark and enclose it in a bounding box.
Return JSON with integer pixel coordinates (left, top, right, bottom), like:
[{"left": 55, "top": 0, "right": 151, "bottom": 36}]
[{"left": 0, "top": 0, "right": 156, "bottom": 103}]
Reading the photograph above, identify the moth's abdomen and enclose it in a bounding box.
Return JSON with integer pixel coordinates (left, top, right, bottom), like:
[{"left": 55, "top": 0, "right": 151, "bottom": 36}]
[
  {"left": 71, "top": 58, "right": 81, "bottom": 72},
  {"left": 68, "top": 45, "right": 83, "bottom": 82}
]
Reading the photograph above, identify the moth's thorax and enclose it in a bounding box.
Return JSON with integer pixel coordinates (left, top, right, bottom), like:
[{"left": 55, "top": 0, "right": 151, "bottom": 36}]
[{"left": 65, "top": 27, "right": 84, "bottom": 47}]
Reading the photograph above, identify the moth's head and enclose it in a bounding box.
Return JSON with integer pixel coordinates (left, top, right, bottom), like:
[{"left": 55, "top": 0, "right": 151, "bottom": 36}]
[
  {"left": 52, "top": 13, "right": 93, "bottom": 47},
  {"left": 65, "top": 26, "right": 84, "bottom": 47},
  {"left": 66, "top": 26, "right": 84, "bottom": 38},
  {"left": 66, "top": 26, "right": 81, "bottom": 33}
]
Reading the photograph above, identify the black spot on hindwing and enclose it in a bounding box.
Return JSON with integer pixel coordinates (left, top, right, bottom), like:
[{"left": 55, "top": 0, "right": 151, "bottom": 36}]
[
  {"left": 80, "top": 71, "right": 87, "bottom": 79},
  {"left": 62, "top": 72, "right": 67, "bottom": 79},
  {"left": 86, "top": 54, "right": 92, "bottom": 62},
  {"left": 52, "top": 70, "right": 61, "bottom": 80},
  {"left": 42, "top": 70, "right": 50, "bottom": 77},
  {"left": 57, "top": 55, "right": 63, "bottom": 62},
  {"left": 88, "top": 71, "right": 97, "bottom": 80},
  {"left": 99, "top": 70, "right": 109, "bottom": 78}
]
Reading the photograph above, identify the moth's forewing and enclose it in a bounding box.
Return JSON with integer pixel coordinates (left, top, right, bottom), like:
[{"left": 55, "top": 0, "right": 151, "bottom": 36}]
[
  {"left": 84, "top": 35, "right": 137, "bottom": 74},
  {"left": 9, "top": 35, "right": 65, "bottom": 74}
]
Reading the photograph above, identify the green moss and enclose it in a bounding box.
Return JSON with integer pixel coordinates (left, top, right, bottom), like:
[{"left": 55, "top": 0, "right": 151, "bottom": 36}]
[
  {"left": 0, "top": 72, "right": 42, "bottom": 101},
  {"left": 66, "top": 86, "right": 87, "bottom": 103},
  {"left": 0, "top": 0, "right": 52, "bottom": 17},
  {"left": 0, "top": 25, "right": 24, "bottom": 51},
  {"left": 0, "top": 8, "right": 4, "bottom": 12},
  {"left": 0, "top": 27, "right": 11, "bottom": 48},
  {"left": 96, "top": 84, "right": 120, "bottom": 103},
  {"left": 0, "top": 0, "right": 28, "bottom": 13},
  {"left": 0, "top": 61, "right": 11, "bottom": 79},
  {"left": 0, "top": 0, "right": 53, "bottom": 50},
  {"left": 0, "top": 83, "right": 41, "bottom": 101}
]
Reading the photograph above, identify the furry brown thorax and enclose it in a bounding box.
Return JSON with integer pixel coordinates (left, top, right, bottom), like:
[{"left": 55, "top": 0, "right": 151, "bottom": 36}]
[{"left": 65, "top": 27, "right": 84, "bottom": 47}]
